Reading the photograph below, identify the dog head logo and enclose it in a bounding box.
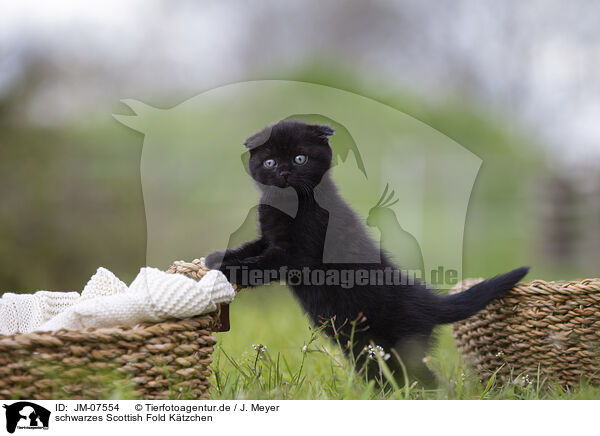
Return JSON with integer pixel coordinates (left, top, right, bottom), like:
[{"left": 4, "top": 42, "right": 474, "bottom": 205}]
[{"left": 3, "top": 402, "right": 50, "bottom": 433}]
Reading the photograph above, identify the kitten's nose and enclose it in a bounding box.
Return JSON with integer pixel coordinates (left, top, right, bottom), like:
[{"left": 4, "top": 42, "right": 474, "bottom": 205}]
[{"left": 279, "top": 170, "right": 291, "bottom": 178}]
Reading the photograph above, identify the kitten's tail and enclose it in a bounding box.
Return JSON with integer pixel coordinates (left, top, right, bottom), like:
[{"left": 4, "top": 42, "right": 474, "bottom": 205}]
[{"left": 434, "top": 266, "right": 530, "bottom": 324}]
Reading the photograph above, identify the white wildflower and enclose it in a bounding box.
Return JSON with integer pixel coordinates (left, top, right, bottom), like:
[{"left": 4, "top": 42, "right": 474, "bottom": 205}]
[
  {"left": 365, "top": 344, "right": 390, "bottom": 360},
  {"left": 252, "top": 343, "right": 267, "bottom": 353}
]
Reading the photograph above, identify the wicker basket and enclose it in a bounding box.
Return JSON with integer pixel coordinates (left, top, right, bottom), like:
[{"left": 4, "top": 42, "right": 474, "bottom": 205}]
[
  {"left": 0, "top": 258, "right": 231, "bottom": 400},
  {"left": 452, "top": 278, "right": 600, "bottom": 387}
]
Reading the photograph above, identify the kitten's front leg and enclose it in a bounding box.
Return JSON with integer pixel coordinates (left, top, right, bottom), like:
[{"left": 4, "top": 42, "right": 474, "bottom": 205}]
[
  {"left": 205, "top": 237, "right": 268, "bottom": 271},
  {"left": 222, "top": 247, "right": 286, "bottom": 287}
]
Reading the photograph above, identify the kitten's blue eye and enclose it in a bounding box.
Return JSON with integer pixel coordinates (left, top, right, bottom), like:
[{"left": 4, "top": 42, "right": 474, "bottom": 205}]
[
  {"left": 263, "top": 159, "right": 276, "bottom": 169},
  {"left": 294, "top": 154, "right": 308, "bottom": 165}
]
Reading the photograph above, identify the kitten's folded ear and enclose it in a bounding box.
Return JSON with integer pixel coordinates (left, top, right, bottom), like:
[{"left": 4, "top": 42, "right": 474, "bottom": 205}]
[
  {"left": 310, "top": 124, "right": 335, "bottom": 141},
  {"left": 244, "top": 126, "right": 273, "bottom": 150}
]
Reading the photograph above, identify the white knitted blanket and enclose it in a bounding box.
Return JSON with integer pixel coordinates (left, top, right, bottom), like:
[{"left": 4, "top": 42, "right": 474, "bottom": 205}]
[{"left": 0, "top": 267, "right": 235, "bottom": 334}]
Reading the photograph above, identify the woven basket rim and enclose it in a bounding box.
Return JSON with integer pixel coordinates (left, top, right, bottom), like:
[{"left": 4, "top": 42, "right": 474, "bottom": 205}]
[
  {"left": 455, "top": 277, "right": 600, "bottom": 296},
  {"left": 512, "top": 278, "right": 600, "bottom": 295},
  {"left": 0, "top": 312, "right": 218, "bottom": 350}
]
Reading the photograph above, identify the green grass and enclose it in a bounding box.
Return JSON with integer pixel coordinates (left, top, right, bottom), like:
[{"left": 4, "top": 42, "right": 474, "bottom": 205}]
[{"left": 207, "top": 285, "right": 600, "bottom": 400}]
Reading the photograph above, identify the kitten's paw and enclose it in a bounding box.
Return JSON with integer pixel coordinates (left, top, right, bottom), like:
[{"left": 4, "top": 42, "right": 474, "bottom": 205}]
[{"left": 205, "top": 250, "right": 227, "bottom": 269}]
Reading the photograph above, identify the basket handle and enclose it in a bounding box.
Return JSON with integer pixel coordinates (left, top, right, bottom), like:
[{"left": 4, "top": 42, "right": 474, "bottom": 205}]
[{"left": 166, "top": 258, "right": 239, "bottom": 332}]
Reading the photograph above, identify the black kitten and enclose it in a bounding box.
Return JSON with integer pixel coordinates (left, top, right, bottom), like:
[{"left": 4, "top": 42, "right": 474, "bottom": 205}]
[{"left": 206, "top": 119, "right": 529, "bottom": 386}]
